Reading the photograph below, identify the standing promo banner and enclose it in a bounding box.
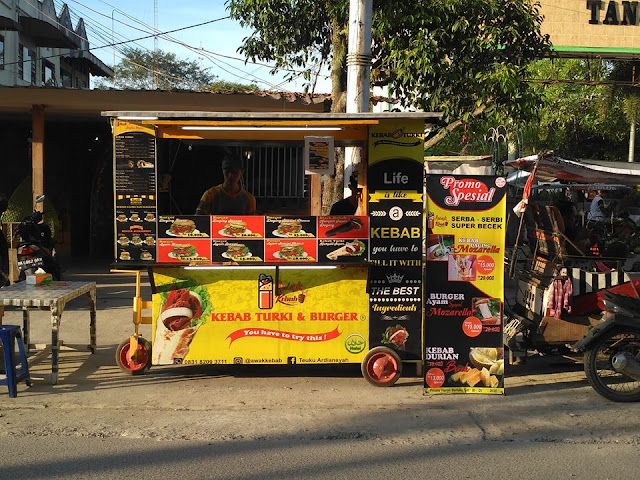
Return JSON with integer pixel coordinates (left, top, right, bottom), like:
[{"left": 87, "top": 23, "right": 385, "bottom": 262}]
[
  {"left": 424, "top": 175, "right": 506, "bottom": 394},
  {"left": 367, "top": 119, "right": 424, "bottom": 360}
]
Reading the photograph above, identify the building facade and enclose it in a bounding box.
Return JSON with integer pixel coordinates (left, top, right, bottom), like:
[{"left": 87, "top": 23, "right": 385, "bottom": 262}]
[{"left": 0, "top": 0, "right": 112, "bottom": 88}]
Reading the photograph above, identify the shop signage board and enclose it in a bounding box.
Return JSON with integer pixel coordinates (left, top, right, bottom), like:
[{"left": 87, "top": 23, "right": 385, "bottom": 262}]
[
  {"left": 423, "top": 175, "right": 507, "bottom": 394},
  {"left": 114, "top": 123, "right": 158, "bottom": 263},
  {"left": 367, "top": 119, "right": 424, "bottom": 360},
  {"left": 150, "top": 266, "right": 369, "bottom": 366}
]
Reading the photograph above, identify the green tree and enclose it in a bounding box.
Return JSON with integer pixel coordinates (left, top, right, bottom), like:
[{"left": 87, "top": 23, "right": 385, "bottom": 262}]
[
  {"left": 227, "top": 0, "right": 550, "bottom": 209},
  {"left": 96, "top": 47, "right": 257, "bottom": 92}
]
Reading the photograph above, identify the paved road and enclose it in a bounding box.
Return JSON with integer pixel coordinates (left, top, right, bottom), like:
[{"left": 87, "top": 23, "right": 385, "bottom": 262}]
[
  {"left": 0, "top": 259, "right": 639, "bottom": 479},
  {"left": 1, "top": 435, "right": 638, "bottom": 480}
]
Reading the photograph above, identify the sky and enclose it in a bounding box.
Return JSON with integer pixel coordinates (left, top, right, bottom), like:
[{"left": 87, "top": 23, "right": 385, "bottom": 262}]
[{"left": 57, "top": 0, "right": 332, "bottom": 93}]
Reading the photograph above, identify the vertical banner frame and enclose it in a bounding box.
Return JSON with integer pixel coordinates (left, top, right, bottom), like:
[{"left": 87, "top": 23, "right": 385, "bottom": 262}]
[{"left": 424, "top": 175, "right": 507, "bottom": 394}]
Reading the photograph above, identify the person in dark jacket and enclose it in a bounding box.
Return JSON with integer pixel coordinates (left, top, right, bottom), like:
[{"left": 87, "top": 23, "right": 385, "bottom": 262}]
[{"left": 330, "top": 174, "right": 362, "bottom": 215}]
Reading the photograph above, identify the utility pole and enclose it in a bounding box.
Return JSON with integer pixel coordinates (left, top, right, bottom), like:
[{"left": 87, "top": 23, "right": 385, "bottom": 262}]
[
  {"left": 344, "top": 0, "right": 372, "bottom": 195},
  {"left": 153, "top": 0, "right": 158, "bottom": 89}
]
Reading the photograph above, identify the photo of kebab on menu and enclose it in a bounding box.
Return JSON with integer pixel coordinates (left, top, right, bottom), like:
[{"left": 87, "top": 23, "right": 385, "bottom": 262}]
[
  {"left": 326, "top": 240, "right": 365, "bottom": 260},
  {"left": 381, "top": 325, "right": 409, "bottom": 351},
  {"left": 153, "top": 286, "right": 212, "bottom": 364}
]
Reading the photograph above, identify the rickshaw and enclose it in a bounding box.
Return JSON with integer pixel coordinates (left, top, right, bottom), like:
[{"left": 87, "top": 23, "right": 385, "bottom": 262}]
[{"left": 504, "top": 153, "right": 640, "bottom": 362}]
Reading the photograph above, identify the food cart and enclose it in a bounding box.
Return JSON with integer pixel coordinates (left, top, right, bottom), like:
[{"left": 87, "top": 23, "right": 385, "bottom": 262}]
[{"left": 105, "top": 111, "right": 443, "bottom": 386}]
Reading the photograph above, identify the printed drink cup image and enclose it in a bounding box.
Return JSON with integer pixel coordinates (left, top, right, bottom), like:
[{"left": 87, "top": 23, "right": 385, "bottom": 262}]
[{"left": 153, "top": 287, "right": 211, "bottom": 364}]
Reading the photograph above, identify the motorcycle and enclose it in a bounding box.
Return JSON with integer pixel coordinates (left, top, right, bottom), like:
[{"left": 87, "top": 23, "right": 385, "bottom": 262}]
[
  {"left": 0, "top": 192, "right": 8, "bottom": 286},
  {"left": 573, "top": 286, "right": 640, "bottom": 402},
  {"left": 15, "top": 195, "right": 61, "bottom": 281}
]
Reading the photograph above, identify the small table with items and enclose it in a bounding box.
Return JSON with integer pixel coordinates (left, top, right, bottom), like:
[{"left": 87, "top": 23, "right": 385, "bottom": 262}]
[{"left": 0, "top": 281, "right": 97, "bottom": 384}]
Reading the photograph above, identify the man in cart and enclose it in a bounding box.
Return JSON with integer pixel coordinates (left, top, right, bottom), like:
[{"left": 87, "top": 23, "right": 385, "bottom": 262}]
[
  {"left": 587, "top": 189, "right": 610, "bottom": 224},
  {"left": 196, "top": 155, "right": 256, "bottom": 215}
]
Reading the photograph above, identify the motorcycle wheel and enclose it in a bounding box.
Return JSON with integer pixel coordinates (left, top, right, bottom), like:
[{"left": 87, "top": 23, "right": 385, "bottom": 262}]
[{"left": 584, "top": 328, "right": 640, "bottom": 402}]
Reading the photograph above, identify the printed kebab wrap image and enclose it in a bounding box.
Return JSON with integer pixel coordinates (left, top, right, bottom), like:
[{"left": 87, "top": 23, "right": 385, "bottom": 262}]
[{"left": 153, "top": 286, "right": 212, "bottom": 364}]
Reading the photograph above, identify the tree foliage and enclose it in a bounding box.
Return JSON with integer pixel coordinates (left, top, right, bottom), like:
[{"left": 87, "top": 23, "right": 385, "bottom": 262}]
[
  {"left": 96, "top": 47, "right": 257, "bottom": 92},
  {"left": 227, "top": 0, "right": 550, "bottom": 209},
  {"left": 227, "top": 1, "right": 549, "bottom": 121},
  {"left": 430, "top": 58, "right": 636, "bottom": 162}
]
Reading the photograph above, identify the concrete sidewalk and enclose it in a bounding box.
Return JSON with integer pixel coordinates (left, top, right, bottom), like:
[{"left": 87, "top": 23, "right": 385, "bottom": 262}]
[{"left": 0, "top": 257, "right": 638, "bottom": 446}]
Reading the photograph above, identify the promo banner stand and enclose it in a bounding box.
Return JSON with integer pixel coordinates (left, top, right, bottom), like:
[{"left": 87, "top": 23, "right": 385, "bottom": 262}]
[{"left": 423, "top": 175, "right": 507, "bottom": 394}]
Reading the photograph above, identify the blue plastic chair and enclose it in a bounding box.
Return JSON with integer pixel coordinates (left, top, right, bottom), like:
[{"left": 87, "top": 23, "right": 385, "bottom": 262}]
[{"left": 0, "top": 325, "right": 31, "bottom": 397}]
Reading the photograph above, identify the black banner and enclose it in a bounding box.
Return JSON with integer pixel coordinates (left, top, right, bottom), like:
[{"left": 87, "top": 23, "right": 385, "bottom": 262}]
[{"left": 424, "top": 175, "right": 507, "bottom": 394}]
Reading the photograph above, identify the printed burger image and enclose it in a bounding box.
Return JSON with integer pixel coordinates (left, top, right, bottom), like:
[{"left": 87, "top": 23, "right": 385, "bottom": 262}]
[
  {"left": 153, "top": 286, "right": 213, "bottom": 364},
  {"left": 265, "top": 239, "right": 316, "bottom": 262},
  {"left": 266, "top": 216, "right": 316, "bottom": 238},
  {"left": 157, "top": 239, "right": 212, "bottom": 263},
  {"left": 159, "top": 215, "right": 210, "bottom": 238},
  {"left": 211, "top": 239, "right": 264, "bottom": 262},
  {"left": 211, "top": 216, "right": 265, "bottom": 239}
]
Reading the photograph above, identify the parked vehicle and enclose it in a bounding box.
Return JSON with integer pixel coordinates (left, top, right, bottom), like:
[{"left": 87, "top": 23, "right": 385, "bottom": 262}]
[
  {"left": 573, "top": 286, "right": 640, "bottom": 402},
  {"left": 15, "top": 195, "right": 61, "bottom": 281},
  {"left": 0, "top": 191, "right": 8, "bottom": 286},
  {"left": 504, "top": 154, "right": 640, "bottom": 363}
]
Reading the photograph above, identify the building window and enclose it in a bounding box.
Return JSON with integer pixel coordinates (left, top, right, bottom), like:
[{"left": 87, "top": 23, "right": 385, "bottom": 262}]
[
  {"left": 19, "top": 45, "right": 35, "bottom": 84},
  {"left": 61, "top": 68, "right": 72, "bottom": 87},
  {"left": 42, "top": 60, "right": 55, "bottom": 86},
  {"left": 18, "top": 43, "right": 23, "bottom": 78},
  {"left": 0, "top": 35, "right": 4, "bottom": 71},
  {"left": 29, "top": 49, "right": 36, "bottom": 85}
]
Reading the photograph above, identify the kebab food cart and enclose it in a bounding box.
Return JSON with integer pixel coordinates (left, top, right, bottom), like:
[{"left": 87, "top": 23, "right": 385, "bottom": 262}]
[{"left": 105, "top": 111, "right": 504, "bottom": 391}]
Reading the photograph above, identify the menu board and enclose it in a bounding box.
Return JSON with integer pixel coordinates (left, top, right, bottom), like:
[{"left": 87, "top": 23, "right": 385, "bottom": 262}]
[
  {"left": 114, "top": 129, "right": 158, "bottom": 263},
  {"left": 366, "top": 119, "right": 425, "bottom": 361},
  {"left": 423, "top": 175, "right": 506, "bottom": 395},
  {"left": 154, "top": 215, "right": 369, "bottom": 265}
]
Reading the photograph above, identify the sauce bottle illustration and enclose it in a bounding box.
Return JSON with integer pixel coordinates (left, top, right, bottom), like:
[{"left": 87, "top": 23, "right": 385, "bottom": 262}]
[{"left": 258, "top": 273, "right": 274, "bottom": 309}]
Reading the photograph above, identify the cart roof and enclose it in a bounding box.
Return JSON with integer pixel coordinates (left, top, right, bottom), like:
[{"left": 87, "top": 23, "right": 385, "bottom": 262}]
[
  {"left": 102, "top": 111, "right": 442, "bottom": 121},
  {"left": 506, "top": 153, "right": 640, "bottom": 186}
]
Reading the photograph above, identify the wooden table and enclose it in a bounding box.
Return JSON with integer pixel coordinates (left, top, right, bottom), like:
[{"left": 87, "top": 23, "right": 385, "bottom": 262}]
[{"left": 0, "top": 281, "right": 97, "bottom": 384}]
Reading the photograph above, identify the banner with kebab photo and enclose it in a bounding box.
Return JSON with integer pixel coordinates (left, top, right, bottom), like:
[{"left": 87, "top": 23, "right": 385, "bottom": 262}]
[{"left": 424, "top": 175, "right": 507, "bottom": 395}]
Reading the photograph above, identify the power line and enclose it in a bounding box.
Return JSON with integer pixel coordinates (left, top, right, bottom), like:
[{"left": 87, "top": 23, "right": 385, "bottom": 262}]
[{"left": 1, "top": 17, "right": 229, "bottom": 67}]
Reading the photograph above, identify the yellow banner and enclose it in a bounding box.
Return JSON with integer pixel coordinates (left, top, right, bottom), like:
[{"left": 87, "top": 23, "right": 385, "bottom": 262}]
[
  {"left": 368, "top": 119, "right": 425, "bottom": 166},
  {"left": 151, "top": 266, "right": 369, "bottom": 366},
  {"left": 368, "top": 191, "right": 423, "bottom": 203},
  {"left": 428, "top": 198, "right": 505, "bottom": 299},
  {"left": 114, "top": 120, "right": 155, "bottom": 136}
]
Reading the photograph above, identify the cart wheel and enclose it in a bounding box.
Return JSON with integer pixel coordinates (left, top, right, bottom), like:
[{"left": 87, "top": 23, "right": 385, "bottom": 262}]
[
  {"left": 116, "top": 337, "right": 151, "bottom": 375},
  {"left": 361, "top": 346, "right": 402, "bottom": 386}
]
